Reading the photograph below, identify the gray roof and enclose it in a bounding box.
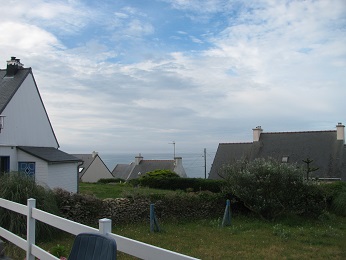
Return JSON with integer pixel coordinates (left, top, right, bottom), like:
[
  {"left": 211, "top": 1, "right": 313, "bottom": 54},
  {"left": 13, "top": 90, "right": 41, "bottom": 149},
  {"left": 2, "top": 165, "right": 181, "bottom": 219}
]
[
  {"left": 112, "top": 160, "right": 175, "bottom": 180},
  {"left": 0, "top": 68, "right": 31, "bottom": 113},
  {"left": 17, "top": 146, "right": 81, "bottom": 163},
  {"left": 209, "top": 130, "right": 346, "bottom": 180},
  {"left": 112, "top": 163, "right": 135, "bottom": 180}
]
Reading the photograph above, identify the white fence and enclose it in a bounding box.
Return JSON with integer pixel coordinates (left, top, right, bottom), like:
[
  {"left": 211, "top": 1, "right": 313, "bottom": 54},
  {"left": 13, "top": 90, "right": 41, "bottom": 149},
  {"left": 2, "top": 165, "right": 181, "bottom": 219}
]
[{"left": 0, "top": 198, "right": 199, "bottom": 260}]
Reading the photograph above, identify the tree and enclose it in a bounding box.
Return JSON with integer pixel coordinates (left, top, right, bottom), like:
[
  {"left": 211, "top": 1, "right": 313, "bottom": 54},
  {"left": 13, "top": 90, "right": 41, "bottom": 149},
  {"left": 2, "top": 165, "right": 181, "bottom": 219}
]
[{"left": 302, "top": 157, "right": 319, "bottom": 180}]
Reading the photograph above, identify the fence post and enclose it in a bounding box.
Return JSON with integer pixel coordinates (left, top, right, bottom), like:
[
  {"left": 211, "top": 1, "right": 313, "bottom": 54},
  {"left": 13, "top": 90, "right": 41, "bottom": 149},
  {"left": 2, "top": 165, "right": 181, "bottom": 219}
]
[
  {"left": 26, "top": 198, "right": 36, "bottom": 260},
  {"left": 150, "top": 204, "right": 160, "bottom": 232},
  {"left": 99, "top": 218, "right": 112, "bottom": 235},
  {"left": 221, "top": 199, "right": 231, "bottom": 227}
]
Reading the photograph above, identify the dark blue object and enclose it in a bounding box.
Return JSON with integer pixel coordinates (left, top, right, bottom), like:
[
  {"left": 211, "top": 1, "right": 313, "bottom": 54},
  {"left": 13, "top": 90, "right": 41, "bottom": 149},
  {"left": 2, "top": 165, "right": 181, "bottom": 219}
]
[
  {"left": 150, "top": 204, "right": 160, "bottom": 232},
  {"left": 68, "top": 233, "right": 117, "bottom": 260},
  {"left": 222, "top": 199, "right": 232, "bottom": 227}
]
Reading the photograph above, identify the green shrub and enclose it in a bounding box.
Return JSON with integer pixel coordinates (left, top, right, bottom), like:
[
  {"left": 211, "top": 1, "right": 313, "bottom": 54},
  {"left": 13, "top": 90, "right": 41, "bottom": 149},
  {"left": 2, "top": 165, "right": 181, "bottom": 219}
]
[
  {"left": 97, "top": 178, "right": 125, "bottom": 184},
  {"left": 129, "top": 177, "right": 225, "bottom": 193},
  {"left": 50, "top": 244, "right": 68, "bottom": 258},
  {"left": 320, "top": 181, "right": 346, "bottom": 216},
  {"left": 142, "top": 169, "right": 180, "bottom": 179},
  {"left": 221, "top": 158, "right": 326, "bottom": 220},
  {"left": 0, "top": 172, "right": 60, "bottom": 240}
]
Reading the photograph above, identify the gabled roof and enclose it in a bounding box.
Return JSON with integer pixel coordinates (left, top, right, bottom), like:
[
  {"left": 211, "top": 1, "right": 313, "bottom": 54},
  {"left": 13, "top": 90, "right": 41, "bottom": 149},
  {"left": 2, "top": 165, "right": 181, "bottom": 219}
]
[
  {"left": 112, "top": 159, "right": 175, "bottom": 180},
  {"left": 209, "top": 130, "right": 345, "bottom": 180},
  {"left": 0, "top": 68, "right": 31, "bottom": 113},
  {"left": 72, "top": 153, "right": 110, "bottom": 178},
  {"left": 18, "top": 146, "right": 81, "bottom": 163},
  {"left": 131, "top": 160, "right": 175, "bottom": 179},
  {"left": 112, "top": 163, "right": 135, "bottom": 180}
]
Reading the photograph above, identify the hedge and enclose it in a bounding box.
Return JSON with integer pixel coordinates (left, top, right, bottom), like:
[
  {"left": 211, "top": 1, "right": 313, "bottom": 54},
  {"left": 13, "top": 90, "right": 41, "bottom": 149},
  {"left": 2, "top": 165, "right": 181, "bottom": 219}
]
[{"left": 129, "top": 177, "right": 225, "bottom": 193}]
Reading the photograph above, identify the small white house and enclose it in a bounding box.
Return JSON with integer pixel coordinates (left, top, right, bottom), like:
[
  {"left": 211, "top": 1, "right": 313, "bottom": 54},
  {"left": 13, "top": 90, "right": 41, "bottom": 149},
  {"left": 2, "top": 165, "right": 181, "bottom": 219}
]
[
  {"left": 73, "top": 151, "right": 113, "bottom": 183},
  {"left": 0, "top": 57, "right": 80, "bottom": 192}
]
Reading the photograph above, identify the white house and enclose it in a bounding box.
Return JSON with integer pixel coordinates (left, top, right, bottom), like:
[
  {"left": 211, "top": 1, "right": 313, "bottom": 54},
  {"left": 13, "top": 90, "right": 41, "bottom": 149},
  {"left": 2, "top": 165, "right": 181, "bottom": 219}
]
[
  {"left": 73, "top": 151, "right": 113, "bottom": 183},
  {"left": 0, "top": 57, "right": 80, "bottom": 192}
]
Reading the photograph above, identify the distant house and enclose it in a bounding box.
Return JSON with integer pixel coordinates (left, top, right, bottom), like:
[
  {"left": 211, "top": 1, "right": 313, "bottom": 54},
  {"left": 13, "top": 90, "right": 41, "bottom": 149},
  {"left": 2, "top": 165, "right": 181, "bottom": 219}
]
[
  {"left": 209, "top": 123, "right": 346, "bottom": 181},
  {"left": 112, "top": 154, "right": 187, "bottom": 180},
  {"left": 73, "top": 151, "right": 113, "bottom": 183},
  {"left": 0, "top": 57, "right": 81, "bottom": 192}
]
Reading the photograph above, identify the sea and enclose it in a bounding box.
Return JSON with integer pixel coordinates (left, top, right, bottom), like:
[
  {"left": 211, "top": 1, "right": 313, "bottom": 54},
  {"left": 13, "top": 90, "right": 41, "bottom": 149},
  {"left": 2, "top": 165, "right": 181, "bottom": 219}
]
[{"left": 101, "top": 152, "right": 216, "bottom": 179}]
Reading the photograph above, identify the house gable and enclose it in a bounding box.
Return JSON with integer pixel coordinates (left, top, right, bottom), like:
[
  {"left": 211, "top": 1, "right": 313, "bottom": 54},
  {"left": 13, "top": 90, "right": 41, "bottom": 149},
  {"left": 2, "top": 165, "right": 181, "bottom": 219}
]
[
  {"left": 73, "top": 153, "right": 113, "bottom": 183},
  {"left": 0, "top": 67, "right": 59, "bottom": 147}
]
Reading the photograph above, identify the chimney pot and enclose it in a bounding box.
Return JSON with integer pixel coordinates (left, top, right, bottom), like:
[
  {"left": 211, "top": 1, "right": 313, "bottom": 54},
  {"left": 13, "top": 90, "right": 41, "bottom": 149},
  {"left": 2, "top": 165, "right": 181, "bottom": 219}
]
[
  {"left": 135, "top": 153, "right": 143, "bottom": 165},
  {"left": 6, "top": 57, "right": 24, "bottom": 77},
  {"left": 253, "top": 126, "right": 263, "bottom": 142},
  {"left": 336, "top": 122, "right": 345, "bottom": 143}
]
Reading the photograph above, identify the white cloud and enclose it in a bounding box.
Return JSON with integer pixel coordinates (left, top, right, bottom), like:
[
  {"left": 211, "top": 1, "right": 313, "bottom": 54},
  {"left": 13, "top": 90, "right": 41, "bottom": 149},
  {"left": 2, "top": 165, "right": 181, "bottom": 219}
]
[{"left": 0, "top": 0, "right": 345, "bottom": 154}]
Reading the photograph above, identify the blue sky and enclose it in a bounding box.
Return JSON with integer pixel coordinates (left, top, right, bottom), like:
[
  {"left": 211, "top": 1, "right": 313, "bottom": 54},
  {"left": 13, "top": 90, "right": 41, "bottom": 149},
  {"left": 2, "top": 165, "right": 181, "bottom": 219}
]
[{"left": 0, "top": 0, "right": 345, "bottom": 156}]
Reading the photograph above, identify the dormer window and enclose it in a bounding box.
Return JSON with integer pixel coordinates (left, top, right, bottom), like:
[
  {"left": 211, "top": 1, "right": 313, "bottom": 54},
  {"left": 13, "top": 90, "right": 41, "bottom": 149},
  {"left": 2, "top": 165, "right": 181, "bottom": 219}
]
[{"left": 282, "top": 156, "right": 289, "bottom": 163}]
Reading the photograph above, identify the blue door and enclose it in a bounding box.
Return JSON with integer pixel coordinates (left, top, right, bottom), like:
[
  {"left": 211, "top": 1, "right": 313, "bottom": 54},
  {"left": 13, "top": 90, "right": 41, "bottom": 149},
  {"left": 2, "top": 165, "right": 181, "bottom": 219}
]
[{"left": 18, "top": 162, "right": 35, "bottom": 177}]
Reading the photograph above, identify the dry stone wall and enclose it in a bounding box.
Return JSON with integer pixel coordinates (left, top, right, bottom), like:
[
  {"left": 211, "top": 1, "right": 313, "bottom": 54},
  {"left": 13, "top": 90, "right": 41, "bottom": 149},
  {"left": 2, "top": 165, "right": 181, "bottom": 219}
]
[{"left": 54, "top": 189, "right": 225, "bottom": 226}]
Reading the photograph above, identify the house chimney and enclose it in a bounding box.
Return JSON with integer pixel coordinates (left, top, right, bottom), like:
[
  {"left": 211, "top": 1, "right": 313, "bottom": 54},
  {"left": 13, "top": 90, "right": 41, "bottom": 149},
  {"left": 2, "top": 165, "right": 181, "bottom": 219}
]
[
  {"left": 174, "top": 157, "right": 187, "bottom": 178},
  {"left": 92, "top": 151, "right": 98, "bottom": 158},
  {"left": 135, "top": 153, "right": 143, "bottom": 165},
  {"left": 253, "top": 126, "right": 263, "bottom": 142},
  {"left": 6, "top": 57, "right": 24, "bottom": 77},
  {"left": 336, "top": 122, "right": 345, "bottom": 143}
]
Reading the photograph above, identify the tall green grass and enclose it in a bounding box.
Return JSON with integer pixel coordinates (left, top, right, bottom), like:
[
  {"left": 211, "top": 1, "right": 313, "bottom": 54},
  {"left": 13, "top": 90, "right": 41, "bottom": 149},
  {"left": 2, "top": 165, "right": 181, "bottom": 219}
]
[{"left": 0, "top": 172, "right": 60, "bottom": 240}]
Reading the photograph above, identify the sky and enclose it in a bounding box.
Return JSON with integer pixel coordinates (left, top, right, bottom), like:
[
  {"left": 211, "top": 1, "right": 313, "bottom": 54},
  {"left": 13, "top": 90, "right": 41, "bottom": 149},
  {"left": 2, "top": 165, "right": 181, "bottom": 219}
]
[{"left": 0, "top": 0, "right": 345, "bottom": 156}]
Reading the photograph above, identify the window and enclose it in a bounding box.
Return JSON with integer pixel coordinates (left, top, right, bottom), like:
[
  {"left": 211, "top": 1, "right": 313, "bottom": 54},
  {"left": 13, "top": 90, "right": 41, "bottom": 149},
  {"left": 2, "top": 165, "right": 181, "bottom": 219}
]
[
  {"left": 0, "top": 156, "right": 10, "bottom": 173},
  {"left": 282, "top": 156, "right": 289, "bottom": 163},
  {"left": 18, "top": 162, "right": 35, "bottom": 177}
]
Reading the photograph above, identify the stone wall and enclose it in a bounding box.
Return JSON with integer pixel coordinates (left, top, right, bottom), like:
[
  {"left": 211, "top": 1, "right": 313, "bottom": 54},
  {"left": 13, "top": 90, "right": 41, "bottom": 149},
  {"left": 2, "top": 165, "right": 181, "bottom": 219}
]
[{"left": 54, "top": 189, "right": 225, "bottom": 226}]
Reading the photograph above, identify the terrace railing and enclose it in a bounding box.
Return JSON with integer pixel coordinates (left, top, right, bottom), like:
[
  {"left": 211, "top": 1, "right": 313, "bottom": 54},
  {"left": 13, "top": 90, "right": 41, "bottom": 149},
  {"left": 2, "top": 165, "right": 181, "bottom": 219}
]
[{"left": 0, "top": 198, "right": 199, "bottom": 260}]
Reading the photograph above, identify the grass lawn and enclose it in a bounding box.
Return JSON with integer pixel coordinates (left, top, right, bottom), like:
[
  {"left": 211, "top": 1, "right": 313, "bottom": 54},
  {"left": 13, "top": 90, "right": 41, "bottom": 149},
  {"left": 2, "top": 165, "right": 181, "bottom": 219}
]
[
  {"left": 8, "top": 214, "right": 345, "bottom": 259},
  {"left": 5, "top": 183, "right": 346, "bottom": 259}
]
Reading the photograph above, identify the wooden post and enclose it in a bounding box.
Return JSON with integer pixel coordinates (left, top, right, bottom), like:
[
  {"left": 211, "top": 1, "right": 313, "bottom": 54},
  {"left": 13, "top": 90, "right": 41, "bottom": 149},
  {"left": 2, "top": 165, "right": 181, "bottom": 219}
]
[
  {"left": 150, "top": 204, "right": 160, "bottom": 232},
  {"left": 221, "top": 199, "right": 231, "bottom": 227},
  {"left": 99, "top": 218, "right": 112, "bottom": 235},
  {"left": 26, "top": 198, "right": 36, "bottom": 260}
]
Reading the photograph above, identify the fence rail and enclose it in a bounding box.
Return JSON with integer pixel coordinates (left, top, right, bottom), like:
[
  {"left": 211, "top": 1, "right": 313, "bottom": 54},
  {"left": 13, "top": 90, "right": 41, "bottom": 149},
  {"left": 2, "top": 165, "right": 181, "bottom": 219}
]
[{"left": 0, "top": 197, "right": 199, "bottom": 260}]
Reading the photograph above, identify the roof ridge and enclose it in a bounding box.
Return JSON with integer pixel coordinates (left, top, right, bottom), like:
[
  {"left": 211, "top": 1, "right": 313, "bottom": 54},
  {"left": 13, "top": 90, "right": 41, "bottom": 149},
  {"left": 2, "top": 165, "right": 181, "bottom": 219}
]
[
  {"left": 220, "top": 142, "right": 253, "bottom": 145},
  {"left": 142, "top": 159, "right": 174, "bottom": 162},
  {"left": 264, "top": 130, "right": 336, "bottom": 134}
]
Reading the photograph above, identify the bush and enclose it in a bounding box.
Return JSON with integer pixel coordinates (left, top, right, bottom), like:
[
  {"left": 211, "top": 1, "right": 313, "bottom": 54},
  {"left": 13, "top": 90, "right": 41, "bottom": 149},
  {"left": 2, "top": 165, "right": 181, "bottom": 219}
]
[
  {"left": 97, "top": 178, "right": 125, "bottom": 184},
  {"left": 142, "top": 169, "right": 180, "bottom": 179},
  {"left": 0, "top": 172, "right": 60, "bottom": 240},
  {"left": 129, "top": 176, "right": 225, "bottom": 193},
  {"left": 221, "top": 158, "right": 326, "bottom": 220},
  {"left": 321, "top": 182, "right": 346, "bottom": 216}
]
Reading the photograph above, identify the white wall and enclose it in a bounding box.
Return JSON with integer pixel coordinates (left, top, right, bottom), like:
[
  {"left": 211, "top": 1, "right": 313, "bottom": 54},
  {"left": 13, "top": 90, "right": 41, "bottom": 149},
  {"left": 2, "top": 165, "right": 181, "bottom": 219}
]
[
  {"left": 1, "top": 73, "right": 58, "bottom": 147},
  {"left": 17, "top": 149, "right": 77, "bottom": 193},
  {"left": 48, "top": 163, "right": 78, "bottom": 193},
  {"left": 81, "top": 156, "right": 112, "bottom": 183}
]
